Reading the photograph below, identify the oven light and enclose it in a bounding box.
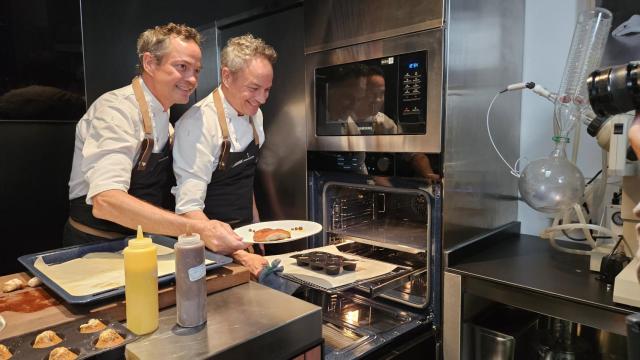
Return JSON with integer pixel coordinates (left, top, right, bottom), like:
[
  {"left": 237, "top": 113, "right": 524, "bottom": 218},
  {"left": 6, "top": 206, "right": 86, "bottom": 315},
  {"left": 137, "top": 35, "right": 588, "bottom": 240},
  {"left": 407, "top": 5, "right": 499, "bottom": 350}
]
[{"left": 344, "top": 310, "right": 360, "bottom": 325}]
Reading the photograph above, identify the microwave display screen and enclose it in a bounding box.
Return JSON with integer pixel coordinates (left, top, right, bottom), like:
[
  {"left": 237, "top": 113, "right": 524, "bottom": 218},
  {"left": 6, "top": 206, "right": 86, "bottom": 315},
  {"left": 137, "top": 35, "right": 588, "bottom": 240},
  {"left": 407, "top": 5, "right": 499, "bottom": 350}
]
[{"left": 315, "top": 51, "right": 427, "bottom": 136}]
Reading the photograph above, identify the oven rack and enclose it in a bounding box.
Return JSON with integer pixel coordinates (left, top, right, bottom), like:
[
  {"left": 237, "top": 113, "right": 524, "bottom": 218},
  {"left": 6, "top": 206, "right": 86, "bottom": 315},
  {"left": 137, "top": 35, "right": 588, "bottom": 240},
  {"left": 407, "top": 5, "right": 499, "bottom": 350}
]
[{"left": 326, "top": 230, "right": 428, "bottom": 255}]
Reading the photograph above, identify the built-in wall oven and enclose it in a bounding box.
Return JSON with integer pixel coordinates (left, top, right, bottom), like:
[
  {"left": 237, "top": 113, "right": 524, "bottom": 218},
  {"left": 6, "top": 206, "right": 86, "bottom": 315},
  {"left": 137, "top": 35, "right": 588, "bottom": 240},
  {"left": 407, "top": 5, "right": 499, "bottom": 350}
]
[
  {"left": 297, "top": 0, "right": 526, "bottom": 358},
  {"left": 297, "top": 1, "right": 445, "bottom": 358},
  {"left": 301, "top": 27, "right": 444, "bottom": 359},
  {"left": 299, "top": 151, "right": 442, "bottom": 359}
]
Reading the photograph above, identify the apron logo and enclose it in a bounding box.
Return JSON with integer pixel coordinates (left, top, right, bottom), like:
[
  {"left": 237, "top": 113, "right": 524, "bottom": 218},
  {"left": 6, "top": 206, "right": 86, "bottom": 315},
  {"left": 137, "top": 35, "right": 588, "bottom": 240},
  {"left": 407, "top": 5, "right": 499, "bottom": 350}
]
[{"left": 231, "top": 154, "right": 255, "bottom": 168}]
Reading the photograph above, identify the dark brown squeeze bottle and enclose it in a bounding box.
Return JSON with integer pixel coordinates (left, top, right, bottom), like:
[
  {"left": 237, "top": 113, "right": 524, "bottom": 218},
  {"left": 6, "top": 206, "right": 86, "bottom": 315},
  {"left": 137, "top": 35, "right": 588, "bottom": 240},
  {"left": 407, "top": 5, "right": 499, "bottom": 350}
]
[{"left": 174, "top": 233, "right": 207, "bottom": 327}]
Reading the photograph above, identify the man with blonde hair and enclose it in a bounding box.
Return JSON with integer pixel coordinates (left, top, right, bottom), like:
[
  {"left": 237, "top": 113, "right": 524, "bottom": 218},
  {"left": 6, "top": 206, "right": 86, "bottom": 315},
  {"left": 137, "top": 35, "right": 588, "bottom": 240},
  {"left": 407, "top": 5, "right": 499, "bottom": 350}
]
[
  {"left": 66, "top": 23, "right": 248, "bottom": 255},
  {"left": 173, "top": 34, "right": 277, "bottom": 276}
]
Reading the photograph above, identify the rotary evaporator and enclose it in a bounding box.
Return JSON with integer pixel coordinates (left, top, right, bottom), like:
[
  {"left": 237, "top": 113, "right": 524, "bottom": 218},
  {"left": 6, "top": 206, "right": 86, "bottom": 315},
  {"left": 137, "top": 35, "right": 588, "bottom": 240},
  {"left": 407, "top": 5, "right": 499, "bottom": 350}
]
[
  {"left": 488, "top": 7, "right": 640, "bottom": 260},
  {"left": 487, "top": 7, "right": 640, "bottom": 357}
]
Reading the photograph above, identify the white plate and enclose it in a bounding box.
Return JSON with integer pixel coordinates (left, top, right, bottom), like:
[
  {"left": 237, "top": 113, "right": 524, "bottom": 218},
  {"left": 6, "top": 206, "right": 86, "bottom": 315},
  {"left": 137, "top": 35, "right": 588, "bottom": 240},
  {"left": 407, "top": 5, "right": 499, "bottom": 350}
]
[{"left": 236, "top": 220, "right": 322, "bottom": 244}]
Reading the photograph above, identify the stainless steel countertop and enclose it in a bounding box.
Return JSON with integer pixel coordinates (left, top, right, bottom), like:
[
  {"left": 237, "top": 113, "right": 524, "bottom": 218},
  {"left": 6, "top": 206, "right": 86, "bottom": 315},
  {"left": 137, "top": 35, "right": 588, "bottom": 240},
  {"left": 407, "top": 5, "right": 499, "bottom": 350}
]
[
  {"left": 125, "top": 282, "right": 322, "bottom": 360},
  {"left": 446, "top": 224, "right": 635, "bottom": 335}
]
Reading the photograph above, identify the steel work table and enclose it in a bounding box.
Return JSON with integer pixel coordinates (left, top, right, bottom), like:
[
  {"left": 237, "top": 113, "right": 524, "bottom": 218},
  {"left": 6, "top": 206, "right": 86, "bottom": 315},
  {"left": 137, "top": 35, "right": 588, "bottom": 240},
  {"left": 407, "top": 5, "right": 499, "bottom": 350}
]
[
  {"left": 442, "top": 222, "right": 637, "bottom": 358},
  {"left": 125, "top": 282, "right": 322, "bottom": 360}
]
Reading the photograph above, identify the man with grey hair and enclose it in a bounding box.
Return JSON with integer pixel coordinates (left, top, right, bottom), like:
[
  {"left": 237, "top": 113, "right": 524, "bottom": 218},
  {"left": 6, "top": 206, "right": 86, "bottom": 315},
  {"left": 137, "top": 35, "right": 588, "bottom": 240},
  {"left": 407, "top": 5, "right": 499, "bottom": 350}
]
[
  {"left": 66, "top": 23, "right": 248, "bottom": 255},
  {"left": 172, "top": 34, "right": 277, "bottom": 276}
]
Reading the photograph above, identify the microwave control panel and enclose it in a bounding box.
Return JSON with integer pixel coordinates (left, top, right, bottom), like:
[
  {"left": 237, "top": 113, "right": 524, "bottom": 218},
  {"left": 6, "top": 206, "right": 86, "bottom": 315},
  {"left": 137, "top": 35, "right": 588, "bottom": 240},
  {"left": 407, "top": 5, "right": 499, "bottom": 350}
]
[{"left": 397, "top": 51, "right": 427, "bottom": 125}]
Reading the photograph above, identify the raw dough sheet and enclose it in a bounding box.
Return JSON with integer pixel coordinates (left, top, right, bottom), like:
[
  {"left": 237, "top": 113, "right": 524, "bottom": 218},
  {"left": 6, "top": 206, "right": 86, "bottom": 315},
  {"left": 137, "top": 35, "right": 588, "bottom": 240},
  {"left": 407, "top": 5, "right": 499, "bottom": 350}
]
[{"left": 34, "top": 244, "right": 212, "bottom": 296}]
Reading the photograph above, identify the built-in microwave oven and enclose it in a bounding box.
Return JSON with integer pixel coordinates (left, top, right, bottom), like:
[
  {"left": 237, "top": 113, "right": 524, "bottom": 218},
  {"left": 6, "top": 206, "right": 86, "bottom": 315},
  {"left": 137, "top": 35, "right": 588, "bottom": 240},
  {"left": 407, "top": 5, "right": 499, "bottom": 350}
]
[{"left": 306, "top": 29, "right": 443, "bottom": 153}]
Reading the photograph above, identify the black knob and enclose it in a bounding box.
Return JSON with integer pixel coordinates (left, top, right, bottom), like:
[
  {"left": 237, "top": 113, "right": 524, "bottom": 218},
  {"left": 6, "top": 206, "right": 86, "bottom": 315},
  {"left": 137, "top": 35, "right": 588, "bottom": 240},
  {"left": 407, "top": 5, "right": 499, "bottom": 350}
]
[{"left": 377, "top": 157, "right": 391, "bottom": 172}]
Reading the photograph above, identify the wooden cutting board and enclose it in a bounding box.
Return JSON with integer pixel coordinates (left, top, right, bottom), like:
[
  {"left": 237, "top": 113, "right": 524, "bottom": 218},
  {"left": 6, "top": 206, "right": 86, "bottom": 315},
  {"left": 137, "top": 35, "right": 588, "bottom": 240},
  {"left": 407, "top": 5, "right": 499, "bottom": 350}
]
[
  {"left": 0, "top": 273, "right": 81, "bottom": 340},
  {"left": 0, "top": 264, "right": 249, "bottom": 340}
]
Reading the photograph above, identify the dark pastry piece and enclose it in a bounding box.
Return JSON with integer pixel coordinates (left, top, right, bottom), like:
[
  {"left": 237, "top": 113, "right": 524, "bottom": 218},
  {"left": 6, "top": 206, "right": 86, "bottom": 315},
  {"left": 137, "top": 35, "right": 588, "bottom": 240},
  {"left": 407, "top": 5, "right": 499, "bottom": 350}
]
[
  {"left": 295, "top": 256, "right": 310, "bottom": 266},
  {"left": 325, "top": 265, "right": 340, "bottom": 275},
  {"left": 292, "top": 251, "right": 357, "bottom": 274},
  {"left": 342, "top": 262, "right": 357, "bottom": 271},
  {"left": 324, "top": 256, "right": 342, "bottom": 275}
]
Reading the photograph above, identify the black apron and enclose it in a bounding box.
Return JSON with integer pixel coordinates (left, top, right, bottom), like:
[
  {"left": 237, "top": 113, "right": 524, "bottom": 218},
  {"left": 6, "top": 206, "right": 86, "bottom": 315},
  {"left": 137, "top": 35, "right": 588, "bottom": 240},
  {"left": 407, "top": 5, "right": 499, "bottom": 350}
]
[
  {"left": 202, "top": 88, "right": 260, "bottom": 229},
  {"left": 68, "top": 77, "right": 174, "bottom": 236}
]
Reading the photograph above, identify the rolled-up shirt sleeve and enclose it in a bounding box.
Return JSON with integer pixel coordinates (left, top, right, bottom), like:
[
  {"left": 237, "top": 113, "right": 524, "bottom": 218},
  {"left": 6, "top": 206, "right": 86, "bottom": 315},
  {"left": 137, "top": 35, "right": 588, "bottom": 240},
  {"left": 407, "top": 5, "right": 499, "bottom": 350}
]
[
  {"left": 172, "top": 104, "right": 221, "bottom": 214},
  {"left": 83, "top": 102, "right": 139, "bottom": 203}
]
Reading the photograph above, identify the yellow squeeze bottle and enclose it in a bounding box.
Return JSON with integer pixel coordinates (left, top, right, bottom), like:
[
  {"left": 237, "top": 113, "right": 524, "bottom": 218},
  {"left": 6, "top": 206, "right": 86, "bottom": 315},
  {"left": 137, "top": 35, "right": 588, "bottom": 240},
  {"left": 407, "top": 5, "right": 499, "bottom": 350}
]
[{"left": 123, "top": 225, "right": 159, "bottom": 335}]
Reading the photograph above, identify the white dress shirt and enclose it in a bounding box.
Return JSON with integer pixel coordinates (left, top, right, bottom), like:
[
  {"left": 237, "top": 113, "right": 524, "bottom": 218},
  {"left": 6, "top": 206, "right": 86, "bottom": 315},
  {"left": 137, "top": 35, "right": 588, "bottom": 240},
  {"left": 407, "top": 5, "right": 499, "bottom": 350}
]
[
  {"left": 68, "top": 79, "right": 171, "bottom": 203},
  {"left": 172, "top": 87, "right": 265, "bottom": 215}
]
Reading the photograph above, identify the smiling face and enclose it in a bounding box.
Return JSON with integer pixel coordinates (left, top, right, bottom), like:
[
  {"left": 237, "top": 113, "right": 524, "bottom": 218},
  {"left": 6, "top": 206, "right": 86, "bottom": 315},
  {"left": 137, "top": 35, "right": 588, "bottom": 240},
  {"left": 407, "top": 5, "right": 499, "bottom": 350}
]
[
  {"left": 221, "top": 56, "right": 273, "bottom": 116},
  {"left": 142, "top": 36, "right": 202, "bottom": 110}
]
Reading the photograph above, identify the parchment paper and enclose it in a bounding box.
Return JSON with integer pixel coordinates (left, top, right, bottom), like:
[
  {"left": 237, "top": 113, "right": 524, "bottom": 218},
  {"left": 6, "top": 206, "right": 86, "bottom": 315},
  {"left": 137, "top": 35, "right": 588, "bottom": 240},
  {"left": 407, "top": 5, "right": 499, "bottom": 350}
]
[
  {"left": 34, "top": 244, "right": 212, "bottom": 296},
  {"left": 265, "top": 245, "right": 399, "bottom": 289}
]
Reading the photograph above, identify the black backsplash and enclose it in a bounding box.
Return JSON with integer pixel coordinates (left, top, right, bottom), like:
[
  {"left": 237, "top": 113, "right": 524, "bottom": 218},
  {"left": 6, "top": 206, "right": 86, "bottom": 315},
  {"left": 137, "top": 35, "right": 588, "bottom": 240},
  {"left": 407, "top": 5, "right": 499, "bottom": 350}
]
[
  {"left": 0, "top": 0, "right": 84, "bottom": 275},
  {"left": 0, "top": 0, "right": 86, "bottom": 121}
]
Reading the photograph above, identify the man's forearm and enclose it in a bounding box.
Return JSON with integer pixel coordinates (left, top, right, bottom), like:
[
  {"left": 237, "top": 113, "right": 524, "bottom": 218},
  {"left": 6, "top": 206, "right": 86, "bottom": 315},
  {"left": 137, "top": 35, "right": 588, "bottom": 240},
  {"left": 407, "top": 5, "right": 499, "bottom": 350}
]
[
  {"left": 231, "top": 249, "right": 267, "bottom": 277},
  {"left": 92, "top": 189, "right": 193, "bottom": 236},
  {"left": 183, "top": 209, "right": 209, "bottom": 222}
]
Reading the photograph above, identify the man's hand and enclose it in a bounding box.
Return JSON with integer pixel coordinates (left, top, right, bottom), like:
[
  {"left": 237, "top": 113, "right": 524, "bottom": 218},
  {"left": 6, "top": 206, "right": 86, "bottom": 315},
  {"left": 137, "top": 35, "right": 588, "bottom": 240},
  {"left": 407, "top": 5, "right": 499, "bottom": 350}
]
[
  {"left": 195, "top": 220, "right": 248, "bottom": 255},
  {"left": 232, "top": 250, "right": 268, "bottom": 278}
]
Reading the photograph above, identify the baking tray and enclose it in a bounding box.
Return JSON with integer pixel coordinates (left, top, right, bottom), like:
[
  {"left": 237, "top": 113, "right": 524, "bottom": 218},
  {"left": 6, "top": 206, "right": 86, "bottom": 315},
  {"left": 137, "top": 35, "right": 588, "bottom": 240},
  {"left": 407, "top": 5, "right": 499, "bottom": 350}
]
[
  {"left": 0, "top": 316, "right": 137, "bottom": 359},
  {"left": 17, "top": 235, "right": 232, "bottom": 305}
]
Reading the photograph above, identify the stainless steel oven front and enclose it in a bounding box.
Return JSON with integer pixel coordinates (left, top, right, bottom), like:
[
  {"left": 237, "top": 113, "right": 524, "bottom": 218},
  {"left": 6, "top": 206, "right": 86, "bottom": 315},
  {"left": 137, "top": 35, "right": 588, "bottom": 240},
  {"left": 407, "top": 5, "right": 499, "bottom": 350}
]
[{"left": 305, "top": 29, "right": 443, "bottom": 153}]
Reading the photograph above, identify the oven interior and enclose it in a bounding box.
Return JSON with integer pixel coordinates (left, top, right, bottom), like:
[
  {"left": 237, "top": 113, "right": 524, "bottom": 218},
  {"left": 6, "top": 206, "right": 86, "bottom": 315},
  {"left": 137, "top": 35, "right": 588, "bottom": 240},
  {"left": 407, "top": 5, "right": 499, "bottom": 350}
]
[
  {"left": 323, "top": 182, "right": 431, "bottom": 253},
  {"left": 320, "top": 182, "right": 432, "bottom": 309}
]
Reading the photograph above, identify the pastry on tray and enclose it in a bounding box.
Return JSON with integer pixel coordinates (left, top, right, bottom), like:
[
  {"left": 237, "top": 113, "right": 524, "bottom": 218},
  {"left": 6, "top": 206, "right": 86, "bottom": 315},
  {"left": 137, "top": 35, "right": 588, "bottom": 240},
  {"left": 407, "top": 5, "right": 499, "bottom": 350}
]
[
  {"left": 253, "top": 228, "right": 291, "bottom": 242},
  {"left": 79, "top": 318, "right": 107, "bottom": 333},
  {"left": 0, "top": 344, "right": 12, "bottom": 360},
  {"left": 48, "top": 347, "right": 78, "bottom": 360},
  {"left": 33, "top": 330, "right": 63, "bottom": 348},
  {"left": 94, "top": 328, "right": 125, "bottom": 349}
]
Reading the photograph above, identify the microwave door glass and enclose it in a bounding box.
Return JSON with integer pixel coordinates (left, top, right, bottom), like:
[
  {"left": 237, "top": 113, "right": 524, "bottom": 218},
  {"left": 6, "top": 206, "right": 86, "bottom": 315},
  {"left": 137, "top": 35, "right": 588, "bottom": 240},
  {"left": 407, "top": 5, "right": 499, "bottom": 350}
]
[{"left": 315, "top": 50, "right": 427, "bottom": 137}]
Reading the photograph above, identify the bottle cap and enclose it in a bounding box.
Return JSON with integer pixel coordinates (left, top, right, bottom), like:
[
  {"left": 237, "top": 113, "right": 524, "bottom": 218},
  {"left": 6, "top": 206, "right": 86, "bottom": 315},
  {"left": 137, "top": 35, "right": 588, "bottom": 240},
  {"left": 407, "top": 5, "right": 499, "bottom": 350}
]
[
  {"left": 128, "top": 225, "right": 152, "bottom": 248},
  {"left": 178, "top": 232, "right": 201, "bottom": 243}
]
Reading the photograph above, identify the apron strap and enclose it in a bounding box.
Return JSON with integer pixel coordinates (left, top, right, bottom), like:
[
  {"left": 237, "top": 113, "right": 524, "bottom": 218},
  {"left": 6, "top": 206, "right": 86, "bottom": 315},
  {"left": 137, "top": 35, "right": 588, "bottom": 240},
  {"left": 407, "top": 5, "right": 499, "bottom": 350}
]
[
  {"left": 249, "top": 117, "right": 259, "bottom": 146},
  {"left": 212, "top": 87, "right": 260, "bottom": 171},
  {"left": 132, "top": 77, "right": 155, "bottom": 170}
]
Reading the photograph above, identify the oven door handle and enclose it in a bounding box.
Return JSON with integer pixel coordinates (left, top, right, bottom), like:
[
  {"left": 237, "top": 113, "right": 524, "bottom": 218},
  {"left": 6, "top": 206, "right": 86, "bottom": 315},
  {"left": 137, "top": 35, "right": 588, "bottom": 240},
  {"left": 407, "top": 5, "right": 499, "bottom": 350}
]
[{"left": 365, "top": 267, "right": 428, "bottom": 298}]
